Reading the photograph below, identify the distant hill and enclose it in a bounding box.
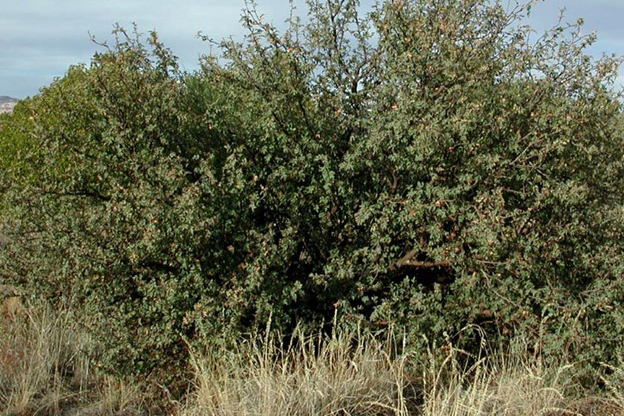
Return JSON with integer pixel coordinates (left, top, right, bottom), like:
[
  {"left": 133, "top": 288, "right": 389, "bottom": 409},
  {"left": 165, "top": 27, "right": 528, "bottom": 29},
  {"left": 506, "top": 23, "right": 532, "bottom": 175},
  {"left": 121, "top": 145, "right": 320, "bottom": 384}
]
[{"left": 0, "top": 96, "right": 18, "bottom": 114}]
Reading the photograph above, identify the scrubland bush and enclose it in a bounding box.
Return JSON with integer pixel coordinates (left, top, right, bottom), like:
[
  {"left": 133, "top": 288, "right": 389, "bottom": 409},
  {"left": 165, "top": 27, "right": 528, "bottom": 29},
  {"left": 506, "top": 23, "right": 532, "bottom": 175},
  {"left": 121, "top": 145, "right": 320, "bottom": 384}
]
[{"left": 1, "top": 0, "right": 623, "bottom": 391}]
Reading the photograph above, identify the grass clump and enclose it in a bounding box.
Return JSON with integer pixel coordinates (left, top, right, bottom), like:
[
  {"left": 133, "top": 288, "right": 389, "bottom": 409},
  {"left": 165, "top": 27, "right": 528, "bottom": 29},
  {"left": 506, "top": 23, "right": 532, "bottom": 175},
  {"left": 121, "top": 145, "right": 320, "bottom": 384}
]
[
  {"left": 420, "top": 341, "right": 576, "bottom": 416},
  {"left": 180, "top": 324, "right": 624, "bottom": 416},
  {"left": 182, "top": 325, "right": 414, "bottom": 416},
  {"left": 0, "top": 298, "right": 89, "bottom": 415},
  {"left": 0, "top": 297, "right": 142, "bottom": 416}
]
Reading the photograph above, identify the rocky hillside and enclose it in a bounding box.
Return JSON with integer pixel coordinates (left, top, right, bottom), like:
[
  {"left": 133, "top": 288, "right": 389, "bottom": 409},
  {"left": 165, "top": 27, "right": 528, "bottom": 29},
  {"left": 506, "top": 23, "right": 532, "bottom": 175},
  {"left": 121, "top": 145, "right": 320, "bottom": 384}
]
[{"left": 0, "top": 96, "right": 18, "bottom": 114}]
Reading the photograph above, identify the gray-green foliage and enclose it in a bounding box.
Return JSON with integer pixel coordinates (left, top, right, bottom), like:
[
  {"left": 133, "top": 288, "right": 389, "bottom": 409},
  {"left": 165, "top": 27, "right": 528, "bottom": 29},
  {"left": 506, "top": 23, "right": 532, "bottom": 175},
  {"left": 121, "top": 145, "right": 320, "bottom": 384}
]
[{"left": 1, "top": 0, "right": 623, "bottom": 384}]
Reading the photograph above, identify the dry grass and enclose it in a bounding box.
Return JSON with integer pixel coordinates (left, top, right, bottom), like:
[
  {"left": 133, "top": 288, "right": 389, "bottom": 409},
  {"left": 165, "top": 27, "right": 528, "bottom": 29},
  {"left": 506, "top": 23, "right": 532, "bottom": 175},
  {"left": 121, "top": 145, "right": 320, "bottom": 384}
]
[
  {"left": 181, "top": 325, "right": 414, "bottom": 416},
  {"left": 419, "top": 338, "right": 577, "bottom": 416},
  {"left": 0, "top": 297, "right": 142, "bottom": 416},
  {"left": 0, "top": 298, "right": 89, "bottom": 415},
  {"left": 181, "top": 325, "right": 623, "bottom": 416},
  {"left": 600, "top": 357, "right": 624, "bottom": 416},
  {"left": 2, "top": 299, "right": 622, "bottom": 416}
]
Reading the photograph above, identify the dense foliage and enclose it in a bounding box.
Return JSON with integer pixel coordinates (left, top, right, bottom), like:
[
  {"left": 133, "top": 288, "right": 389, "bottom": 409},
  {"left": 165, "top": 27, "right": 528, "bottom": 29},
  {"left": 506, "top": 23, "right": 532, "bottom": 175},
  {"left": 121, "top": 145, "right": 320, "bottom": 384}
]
[{"left": 1, "top": 0, "right": 623, "bottom": 385}]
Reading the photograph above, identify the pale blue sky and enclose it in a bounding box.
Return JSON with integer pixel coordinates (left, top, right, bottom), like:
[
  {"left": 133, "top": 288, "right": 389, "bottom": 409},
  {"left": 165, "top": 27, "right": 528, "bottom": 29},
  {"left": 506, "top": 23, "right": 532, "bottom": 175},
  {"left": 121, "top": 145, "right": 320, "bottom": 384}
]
[{"left": 1, "top": 0, "right": 622, "bottom": 98}]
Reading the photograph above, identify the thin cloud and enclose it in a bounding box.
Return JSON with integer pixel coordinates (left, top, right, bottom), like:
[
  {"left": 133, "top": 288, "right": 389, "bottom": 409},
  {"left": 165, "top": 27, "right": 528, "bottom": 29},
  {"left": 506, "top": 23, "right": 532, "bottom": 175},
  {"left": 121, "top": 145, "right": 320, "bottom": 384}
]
[{"left": 1, "top": 0, "right": 622, "bottom": 98}]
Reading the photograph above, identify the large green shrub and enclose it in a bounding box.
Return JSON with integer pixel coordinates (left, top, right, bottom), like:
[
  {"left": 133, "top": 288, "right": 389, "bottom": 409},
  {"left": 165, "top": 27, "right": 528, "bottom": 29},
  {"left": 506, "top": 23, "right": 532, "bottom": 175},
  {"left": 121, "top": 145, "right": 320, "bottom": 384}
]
[{"left": 1, "top": 1, "right": 623, "bottom": 385}]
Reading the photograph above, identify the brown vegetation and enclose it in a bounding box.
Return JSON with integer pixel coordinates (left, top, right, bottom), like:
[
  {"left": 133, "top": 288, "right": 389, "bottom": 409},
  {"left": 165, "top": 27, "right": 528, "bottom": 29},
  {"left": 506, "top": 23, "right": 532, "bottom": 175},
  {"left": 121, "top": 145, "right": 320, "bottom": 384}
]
[{"left": 2, "top": 301, "right": 623, "bottom": 416}]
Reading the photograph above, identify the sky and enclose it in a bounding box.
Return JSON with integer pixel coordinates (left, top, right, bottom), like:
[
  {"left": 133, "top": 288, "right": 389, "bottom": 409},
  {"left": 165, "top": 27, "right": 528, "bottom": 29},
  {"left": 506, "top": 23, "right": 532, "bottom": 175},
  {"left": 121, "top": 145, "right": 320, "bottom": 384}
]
[{"left": 1, "top": 0, "right": 623, "bottom": 99}]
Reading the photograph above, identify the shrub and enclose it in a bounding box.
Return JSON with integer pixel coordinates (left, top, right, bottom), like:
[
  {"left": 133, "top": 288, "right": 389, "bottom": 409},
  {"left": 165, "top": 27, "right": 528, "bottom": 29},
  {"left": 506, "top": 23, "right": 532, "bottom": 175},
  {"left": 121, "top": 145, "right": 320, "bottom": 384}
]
[{"left": 1, "top": 0, "right": 623, "bottom": 386}]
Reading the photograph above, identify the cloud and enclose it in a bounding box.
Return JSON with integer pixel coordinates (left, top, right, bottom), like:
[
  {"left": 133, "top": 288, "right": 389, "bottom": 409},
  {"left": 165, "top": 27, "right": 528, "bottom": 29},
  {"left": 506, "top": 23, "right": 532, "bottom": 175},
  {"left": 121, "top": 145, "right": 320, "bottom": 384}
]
[
  {"left": 1, "top": 0, "right": 251, "bottom": 97},
  {"left": 1, "top": 0, "right": 622, "bottom": 98}
]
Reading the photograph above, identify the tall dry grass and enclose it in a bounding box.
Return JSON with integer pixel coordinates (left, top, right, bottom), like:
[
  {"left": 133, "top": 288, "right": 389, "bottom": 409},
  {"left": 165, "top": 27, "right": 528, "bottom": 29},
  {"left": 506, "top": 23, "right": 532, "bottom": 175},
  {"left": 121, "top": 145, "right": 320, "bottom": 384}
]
[
  {"left": 180, "top": 324, "right": 616, "bottom": 416},
  {"left": 0, "top": 297, "right": 142, "bottom": 416},
  {"left": 181, "top": 324, "right": 414, "bottom": 416},
  {"left": 3, "top": 298, "right": 622, "bottom": 416},
  {"left": 600, "top": 356, "right": 624, "bottom": 416},
  {"left": 0, "top": 298, "right": 89, "bottom": 415},
  {"left": 419, "top": 334, "right": 578, "bottom": 416}
]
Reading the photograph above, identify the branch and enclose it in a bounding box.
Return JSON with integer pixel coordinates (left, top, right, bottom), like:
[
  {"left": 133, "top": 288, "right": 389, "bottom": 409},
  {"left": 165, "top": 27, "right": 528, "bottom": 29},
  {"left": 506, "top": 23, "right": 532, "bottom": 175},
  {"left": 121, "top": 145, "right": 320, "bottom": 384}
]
[
  {"left": 402, "top": 259, "right": 451, "bottom": 268},
  {"left": 391, "top": 249, "right": 451, "bottom": 270}
]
